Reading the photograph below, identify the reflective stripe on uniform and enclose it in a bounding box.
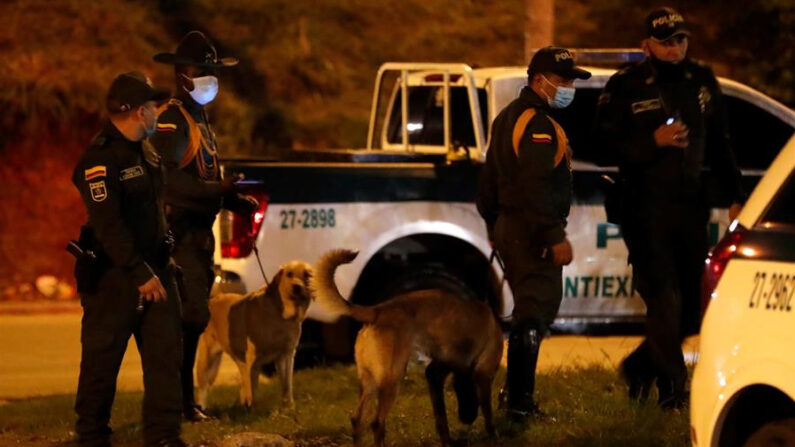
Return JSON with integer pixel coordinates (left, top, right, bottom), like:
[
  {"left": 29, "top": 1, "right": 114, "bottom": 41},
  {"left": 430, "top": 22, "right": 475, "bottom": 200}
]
[{"left": 511, "top": 108, "right": 571, "bottom": 168}]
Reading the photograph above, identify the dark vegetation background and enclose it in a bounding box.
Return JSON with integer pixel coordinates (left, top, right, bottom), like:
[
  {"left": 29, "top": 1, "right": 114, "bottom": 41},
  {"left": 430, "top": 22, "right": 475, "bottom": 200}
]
[{"left": 1, "top": 0, "right": 792, "bottom": 297}]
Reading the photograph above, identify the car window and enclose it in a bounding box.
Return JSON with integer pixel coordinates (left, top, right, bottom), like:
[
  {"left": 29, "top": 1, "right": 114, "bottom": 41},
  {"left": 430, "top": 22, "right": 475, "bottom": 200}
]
[
  {"left": 549, "top": 88, "right": 602, "bottom": 164},
  {"left": 761, "top": 171, "right": 795, "bottom": 226},
  {"left": 725, "top": 96, "right": 794, "bottom": 171},
  {"left": 387, "top": 87, "right": 488, "bottom": 148}
]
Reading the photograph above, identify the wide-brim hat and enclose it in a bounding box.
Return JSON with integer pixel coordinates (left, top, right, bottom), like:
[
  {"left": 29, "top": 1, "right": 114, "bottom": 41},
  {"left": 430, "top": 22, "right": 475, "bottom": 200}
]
[{"left": 154, "top": 30, "right": 238, "bottom": 68}]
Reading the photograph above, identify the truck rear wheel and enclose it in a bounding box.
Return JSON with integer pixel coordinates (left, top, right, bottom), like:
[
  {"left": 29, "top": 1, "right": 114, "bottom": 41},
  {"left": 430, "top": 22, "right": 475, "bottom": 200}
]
[{"left": 742, "top": 418, "right": 795, "bottom": 447}]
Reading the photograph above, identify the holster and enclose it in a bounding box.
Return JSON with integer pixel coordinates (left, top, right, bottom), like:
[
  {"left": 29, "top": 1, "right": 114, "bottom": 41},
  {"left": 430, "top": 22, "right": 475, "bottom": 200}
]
[
  {"left": 70, "top": 226, "right": 103, "bottom": 294},
  {"left": 155, "top": 230, "right": 176, "bottom": 270}
]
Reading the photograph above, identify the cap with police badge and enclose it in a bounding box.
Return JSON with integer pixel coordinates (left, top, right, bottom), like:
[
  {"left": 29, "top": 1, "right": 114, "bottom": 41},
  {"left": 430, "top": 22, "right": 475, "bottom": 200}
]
[
  {"left": 646, "top": 7, "right": 691, "bottom": 42},
  {"left": 527, "top": 46, "right": 592, "bottom": 80},
  {"left": 106, "top": 71, "right": 170, "bottom": 113},
  {"left": 153, "top": 30, "right": 238, "bottom": 68}
]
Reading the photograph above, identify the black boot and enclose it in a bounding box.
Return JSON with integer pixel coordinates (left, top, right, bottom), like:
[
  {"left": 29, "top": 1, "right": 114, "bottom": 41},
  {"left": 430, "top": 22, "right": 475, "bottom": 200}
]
[
  {"left": 657, "top": 375, "right": 688, "bottom": 410},
  {"left": 504, "top": 324, "right": 543, "bottom": 422},
  {"left": 619, "top": 349, "right": 654, "bottom": 403}
]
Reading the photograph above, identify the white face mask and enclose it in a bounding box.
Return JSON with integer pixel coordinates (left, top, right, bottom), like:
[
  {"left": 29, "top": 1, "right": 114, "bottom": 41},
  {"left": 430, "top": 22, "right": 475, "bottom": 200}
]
[
  {"left": 542, "top": 75, "right": 576, "bottom": 109},
  {"left": 185, "top": 75, "right": 219, "bottom": 105}
]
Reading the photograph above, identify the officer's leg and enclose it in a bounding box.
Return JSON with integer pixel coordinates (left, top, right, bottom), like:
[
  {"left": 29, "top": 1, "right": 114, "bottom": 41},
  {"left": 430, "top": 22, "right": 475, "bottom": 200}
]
[
  {"left": 631, "top": 219, "right": 687, "bottom": 408},
  {"left": 173, "top": 230, "right": 213, "bottom": 420},
  {"left": 136, "top": 270, "right": 184, "bottom": 446},
  {"left": 675, "top": 216, "right": 709, "bottom": 340},
  {"left": 619, "top": 221, "right": 655, "bottom": 401},
  {"left": 496, "top": 219, "right": 560, "bottom": 419},
  {"left": 506, "top": 264, "right": 560, "bottom": 417},
  {"left": 74, "top": 269, "right": 135, "bottom": 447}
]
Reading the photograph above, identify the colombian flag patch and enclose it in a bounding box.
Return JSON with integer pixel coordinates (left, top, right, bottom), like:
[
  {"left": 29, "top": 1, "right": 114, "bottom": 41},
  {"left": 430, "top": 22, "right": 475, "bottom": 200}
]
[
  {"left": 531, "top": 133, "right": 552, "bottom": 144},
  {"left": 84, "top": 165, "right": 107, "bottom": 181},
  {"left": 156, "top": 123, "right": 177, "bottom": 132}
]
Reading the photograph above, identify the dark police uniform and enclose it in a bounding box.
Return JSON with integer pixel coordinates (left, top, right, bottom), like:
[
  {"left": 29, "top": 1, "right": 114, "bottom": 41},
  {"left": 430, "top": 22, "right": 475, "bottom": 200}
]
[
  {"left": 148, "top": 93, "right": 254, "bottom": 416},
  {"left": 595, "top": 57, "right": 743, "bottom": 405},
  {"left": 73, "top": 121, "right": 182, "bottom": 446},
  {"left": 149, "top": 31, "right": 254, "bottom": 420},
  {"left": 477, "top": 85, "right": 573, "bottom": 414}
]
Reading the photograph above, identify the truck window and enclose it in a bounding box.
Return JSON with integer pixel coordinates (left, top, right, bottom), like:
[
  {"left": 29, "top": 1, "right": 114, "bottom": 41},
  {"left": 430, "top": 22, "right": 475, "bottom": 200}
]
[
  {"left": 724, "top": 96, "right": 794, "bottom": 171},
  {"left": 387, "top": 87, "right": 488, "bottom": 148},
  {"left": 761, "top": 171, "right": 795, "bottom": 227},
  {"left": 548, "top": 88, "right": 602, "bottom": 164}
]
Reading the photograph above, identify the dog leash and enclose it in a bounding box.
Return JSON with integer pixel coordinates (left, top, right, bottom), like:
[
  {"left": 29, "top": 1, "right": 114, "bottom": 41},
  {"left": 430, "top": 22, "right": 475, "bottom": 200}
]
[{"left": 252, "top": 245, "right": 270, "bottom": 287}]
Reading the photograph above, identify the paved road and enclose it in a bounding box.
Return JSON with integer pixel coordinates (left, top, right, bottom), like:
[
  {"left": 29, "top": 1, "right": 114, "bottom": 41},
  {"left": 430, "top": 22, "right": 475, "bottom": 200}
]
[{"left": 0, "top": 311, "right": 699, "bottom": 400}]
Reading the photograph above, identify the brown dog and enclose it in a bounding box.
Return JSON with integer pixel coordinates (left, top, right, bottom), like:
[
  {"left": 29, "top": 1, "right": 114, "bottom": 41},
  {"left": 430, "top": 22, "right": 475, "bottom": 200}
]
[
  {"left": 195, "top": 261, "right": 313, "bottom": 409},
  {"left": 312, "top": 249, "right": 503, "bottom": 447}
]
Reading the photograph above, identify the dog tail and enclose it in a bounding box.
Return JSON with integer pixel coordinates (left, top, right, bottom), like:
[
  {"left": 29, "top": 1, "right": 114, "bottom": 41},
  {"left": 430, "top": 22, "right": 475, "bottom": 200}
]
[{"left": 312, "top": 249, "right": 376, "bottom": 324}]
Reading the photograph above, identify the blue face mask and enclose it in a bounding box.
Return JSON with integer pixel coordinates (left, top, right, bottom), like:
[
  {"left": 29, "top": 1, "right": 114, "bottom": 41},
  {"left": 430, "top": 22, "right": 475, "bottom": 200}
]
[{"left": 542, "top": 75, "right": 576, "bottom": 109}]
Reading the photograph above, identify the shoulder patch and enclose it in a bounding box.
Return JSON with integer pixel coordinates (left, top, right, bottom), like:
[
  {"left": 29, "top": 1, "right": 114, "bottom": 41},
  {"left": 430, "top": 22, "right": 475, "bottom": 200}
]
[
  {"left": 89, "top": 180, "right": 107, "bottom": 202},
  {"left": 85, "top": 165, "right": 107, "bottom": 181}
]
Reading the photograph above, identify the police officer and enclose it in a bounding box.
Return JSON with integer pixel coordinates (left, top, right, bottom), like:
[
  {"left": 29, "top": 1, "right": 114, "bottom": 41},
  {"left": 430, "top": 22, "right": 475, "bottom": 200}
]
[
  {"left": 149, "top": 31, "right": 258, "bottom": 422},
  {"left": 477, "top": 47, "right": 590, "bottom": 421},
  {"left": 72, "top": 72, "right": 187, "bottom": 447},
  {"left": 595, "top": 8, "right": 744, "bottom": 409}
]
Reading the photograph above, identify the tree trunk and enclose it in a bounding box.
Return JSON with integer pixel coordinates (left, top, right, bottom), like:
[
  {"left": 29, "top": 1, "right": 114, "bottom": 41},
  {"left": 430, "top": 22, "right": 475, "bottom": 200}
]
[{"left": 525, "top": 0, "right": 555, "bottom": 63}]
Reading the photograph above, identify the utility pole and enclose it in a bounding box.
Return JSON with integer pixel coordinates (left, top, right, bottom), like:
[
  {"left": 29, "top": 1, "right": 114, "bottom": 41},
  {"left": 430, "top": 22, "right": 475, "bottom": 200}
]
[{"left": 525, "top": 0, "right": 555, "bottom": 63}]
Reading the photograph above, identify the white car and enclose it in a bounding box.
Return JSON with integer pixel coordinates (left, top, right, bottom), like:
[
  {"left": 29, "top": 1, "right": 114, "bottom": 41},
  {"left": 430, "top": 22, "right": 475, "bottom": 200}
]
[{"left": 691, "top": 133, "right": 795, "bottom": 447}]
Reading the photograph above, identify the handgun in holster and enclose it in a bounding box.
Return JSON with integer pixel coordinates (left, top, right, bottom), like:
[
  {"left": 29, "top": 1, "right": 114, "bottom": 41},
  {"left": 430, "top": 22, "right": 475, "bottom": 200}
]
[{"left": 66, "top": 226, "right": 101, "bottom": 294}]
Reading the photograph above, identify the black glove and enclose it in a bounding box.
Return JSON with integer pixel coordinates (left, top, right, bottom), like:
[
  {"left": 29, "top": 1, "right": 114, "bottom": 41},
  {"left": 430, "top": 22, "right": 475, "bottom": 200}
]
[
  {"left": 238, "top": 194, "right": 259, "bottom": 215},
  {"left": 219, "top": 175, "right": 242, "bottom": 195},
  {"left": 223, "top": 193, "right": 259, "bottom": 217}
]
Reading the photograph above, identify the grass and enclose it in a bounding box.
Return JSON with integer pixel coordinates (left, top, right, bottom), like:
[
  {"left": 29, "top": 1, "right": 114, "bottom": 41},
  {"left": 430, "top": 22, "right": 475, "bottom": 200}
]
[{"left": 0, "top": 363, "right": 689, "bottom": 447}]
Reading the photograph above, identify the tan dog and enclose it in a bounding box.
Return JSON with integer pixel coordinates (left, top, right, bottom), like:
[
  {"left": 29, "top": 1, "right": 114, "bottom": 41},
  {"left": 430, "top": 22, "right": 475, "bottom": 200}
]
[
  {"left": 195, "top": 261, "right": 313, "bottom": 409},
  {"left": 312, "top": 249, "right": 503, "bottom": 447}
]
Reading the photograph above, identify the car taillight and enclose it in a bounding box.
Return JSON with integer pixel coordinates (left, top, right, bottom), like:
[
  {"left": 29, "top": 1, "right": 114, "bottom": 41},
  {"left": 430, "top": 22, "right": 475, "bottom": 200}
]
[
  {"left": 701, "top": 223, "right": 747, "bottom": 316},
  {"left": 220, "top": 192, "right": 269, "bottom": 258}
]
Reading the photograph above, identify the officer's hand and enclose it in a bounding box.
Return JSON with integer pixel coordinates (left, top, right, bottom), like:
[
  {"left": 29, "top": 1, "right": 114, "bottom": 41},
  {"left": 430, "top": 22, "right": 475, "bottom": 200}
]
[
  {"left": 219, "top": 174, "right": 243, "bottom": 195},
  {"left": 654, "top": 121, "right": 689, "bottom": 148},
  {"left": 138, "top": 276, "right": 167, "bottom": 303},
  {"left": 551, "top": 238, "right": 573, "bottom": 266},
  {"left": 239, "top": 194, "right": 259, "bottom": 215},
  {"left": 729, "top": 202, "right": 742, "bottom": 221}
]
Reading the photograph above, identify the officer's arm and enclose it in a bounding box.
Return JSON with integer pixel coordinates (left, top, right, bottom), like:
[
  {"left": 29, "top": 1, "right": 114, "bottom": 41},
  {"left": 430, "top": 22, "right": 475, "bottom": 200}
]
[
  {"left": 74, "top": 152, "right": 155, "bottom": 287},
  {"left": 704, "top": 70, "right": 744, "bottom": 203},
  {"left": 595, "top": 76, "right": 659, "bottom": 166},
  {"left": 148, "top": 108, "right": 226, "bottom": 202},
  {"left": 476, "top": 121, "right": 501, "bottom": 241},
  {"left": 517, "top": 116, "right": 566, "bottom": 246}
]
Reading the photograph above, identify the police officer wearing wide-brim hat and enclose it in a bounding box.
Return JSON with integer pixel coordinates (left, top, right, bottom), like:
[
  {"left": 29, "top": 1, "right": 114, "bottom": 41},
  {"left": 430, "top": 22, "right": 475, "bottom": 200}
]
[
  {"left": 149, "top": 31, "right": 259, "bottom": 422},
  {"left": 72, "top": 72, "right": 188, "bottom": 447},
  {"left": 477, "top": 46, "right": 590, "bottom": 421},
  {"left": 595, "top": 7, "right": 744, "bottom": 409}
]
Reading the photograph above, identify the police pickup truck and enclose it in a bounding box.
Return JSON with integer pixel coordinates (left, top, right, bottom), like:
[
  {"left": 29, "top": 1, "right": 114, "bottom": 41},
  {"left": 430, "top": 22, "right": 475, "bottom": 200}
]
[{"left": 214, "top": 53, "right": 795, "bottom": 358}]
